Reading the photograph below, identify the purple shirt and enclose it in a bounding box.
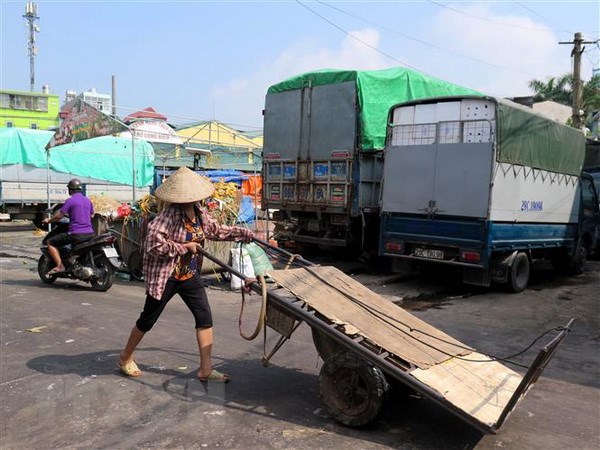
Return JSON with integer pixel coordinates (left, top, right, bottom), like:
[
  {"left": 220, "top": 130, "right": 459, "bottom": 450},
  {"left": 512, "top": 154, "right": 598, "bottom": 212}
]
[{"left": 61, "top": 193, "right": 94, "bottom": 234}]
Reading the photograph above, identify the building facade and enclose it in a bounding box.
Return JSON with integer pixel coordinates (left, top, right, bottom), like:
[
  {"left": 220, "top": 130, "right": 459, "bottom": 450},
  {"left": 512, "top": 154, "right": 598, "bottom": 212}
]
[
  {"left": 0, "top": 89, "right": 60, "bottom": 130},
  {"left": 63, "top": 88, "right": 111, "bottom": 116}
]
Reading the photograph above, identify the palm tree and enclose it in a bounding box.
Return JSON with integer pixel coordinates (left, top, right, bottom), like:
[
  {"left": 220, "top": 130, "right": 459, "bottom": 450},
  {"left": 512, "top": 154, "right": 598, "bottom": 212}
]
[
  {"left": 528, "top": 73, "right": 573, "bottom": 106},
  {"left": 529, "top": 73, "right": 600, "bottom": 125}
]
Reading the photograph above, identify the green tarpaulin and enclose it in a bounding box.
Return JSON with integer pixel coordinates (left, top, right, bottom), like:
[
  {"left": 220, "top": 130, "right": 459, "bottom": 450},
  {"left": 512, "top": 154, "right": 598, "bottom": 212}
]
[
  {"left": 267, "top": 67, "right": 482, "bottom": 150},
  {"left": 496, "top": 98, "right": 586, "bottom": 176},
  {"left": 0, "top": 128, "right": 155, "bottom": 187}
]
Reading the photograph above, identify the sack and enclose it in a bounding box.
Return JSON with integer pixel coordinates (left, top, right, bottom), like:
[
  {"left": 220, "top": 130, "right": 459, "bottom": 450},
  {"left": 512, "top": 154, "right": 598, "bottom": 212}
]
[
  {"left": 245, "top": 242, "right": 273, "bottom": 277},
  {"left": 230, "top": 245, "right": 255, "bottom": 290}
]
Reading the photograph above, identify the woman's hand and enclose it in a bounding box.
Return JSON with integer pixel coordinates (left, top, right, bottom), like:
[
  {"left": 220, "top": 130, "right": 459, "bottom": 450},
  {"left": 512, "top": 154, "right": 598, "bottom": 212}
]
[
  {"left": 184, "top": 242, "right": 198, "bottom": 254},
  {"left": 240, "top": 229, "right": 254, "bottom": 244}
]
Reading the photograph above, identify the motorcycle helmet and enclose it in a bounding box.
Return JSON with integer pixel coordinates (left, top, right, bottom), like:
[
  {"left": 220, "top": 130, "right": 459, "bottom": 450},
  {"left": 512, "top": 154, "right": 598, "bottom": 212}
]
[{"left": 67, "top": 178, "right": 82, "bottom": 192}]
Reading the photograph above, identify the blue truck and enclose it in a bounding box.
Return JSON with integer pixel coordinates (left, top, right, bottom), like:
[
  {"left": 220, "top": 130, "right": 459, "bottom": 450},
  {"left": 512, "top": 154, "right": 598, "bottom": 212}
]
[{"left": 379, "top": 96, "right": 600, "bottom": 292}]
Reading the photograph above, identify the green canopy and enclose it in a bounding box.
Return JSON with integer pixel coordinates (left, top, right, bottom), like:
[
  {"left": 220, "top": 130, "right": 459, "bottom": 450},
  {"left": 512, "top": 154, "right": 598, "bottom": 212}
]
[
  {"left": 268, "top": 67, "right": 482, "bottom": 150},
  {"left": 496, "top": 98, "right": 586, "bottom": 176},
  {"left": 0, "top": 128, "right": 155, "bottom": 187}
]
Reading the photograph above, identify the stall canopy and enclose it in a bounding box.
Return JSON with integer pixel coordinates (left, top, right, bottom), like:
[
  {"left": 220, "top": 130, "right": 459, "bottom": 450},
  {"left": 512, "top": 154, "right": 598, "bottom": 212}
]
[{"left": 0, "top": 128, "right": 155, "bottom": 188}]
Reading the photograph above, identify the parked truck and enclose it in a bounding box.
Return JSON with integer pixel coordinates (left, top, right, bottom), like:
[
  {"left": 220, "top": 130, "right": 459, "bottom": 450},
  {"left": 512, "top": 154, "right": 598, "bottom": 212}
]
[
  {"left": 379, "top": 95, "right": 600, "bottom": 292},
  {"left": 262, "top": 68, "right": 479, "bottom": 249},
  {"left": 0, "top": 128, "right": 153, "bottom": 227}
]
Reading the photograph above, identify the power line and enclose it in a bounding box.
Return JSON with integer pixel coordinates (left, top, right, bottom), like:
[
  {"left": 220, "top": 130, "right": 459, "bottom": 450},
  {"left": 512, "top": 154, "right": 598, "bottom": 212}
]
[
  {"left": 515, "top": 2, "right": 573, "bottom": 35},
  {"left": 428, "top": 0, "right": 581, "bottom": 33},
  {"left": 295, "top": 0, "right": 418, "bottom": 70},
  {"left": 316, "top": 0, "right": 538, "bottom": 77}
]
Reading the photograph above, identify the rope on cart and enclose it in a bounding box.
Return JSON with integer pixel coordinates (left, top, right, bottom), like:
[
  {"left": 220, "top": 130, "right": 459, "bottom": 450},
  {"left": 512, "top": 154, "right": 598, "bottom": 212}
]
[
  {"left": 239, "top": 274, "right": 268, "bottom": 341},
  {"left": 300, "top": 265, "right": 572, "bottom": 369}
]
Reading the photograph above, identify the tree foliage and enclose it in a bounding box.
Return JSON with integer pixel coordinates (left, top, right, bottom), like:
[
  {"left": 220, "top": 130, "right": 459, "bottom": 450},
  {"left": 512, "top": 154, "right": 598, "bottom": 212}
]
[{"left": 528, "top": 73, "right": 600, "bottom": 118}]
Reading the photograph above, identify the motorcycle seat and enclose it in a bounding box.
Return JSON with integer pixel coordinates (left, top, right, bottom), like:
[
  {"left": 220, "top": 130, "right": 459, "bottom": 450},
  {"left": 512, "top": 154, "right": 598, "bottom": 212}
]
[{"left": 72, "top": 233, "right": 113, "bottom": 252}]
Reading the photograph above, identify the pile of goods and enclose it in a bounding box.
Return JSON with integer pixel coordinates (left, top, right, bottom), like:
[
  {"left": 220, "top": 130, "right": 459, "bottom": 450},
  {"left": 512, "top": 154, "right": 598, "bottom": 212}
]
[
  {"left": 89, "top": 194, "right": 122, "bottom": 216},
  {"left": 207, "top": 180, "right": 242, "bottom": 225}
]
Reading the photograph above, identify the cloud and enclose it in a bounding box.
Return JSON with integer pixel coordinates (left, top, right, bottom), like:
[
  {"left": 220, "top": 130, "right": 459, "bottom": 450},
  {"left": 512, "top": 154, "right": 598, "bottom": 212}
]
[
  {"left": 424, "top": 4, "right": 571, "bottom": 97},
  {"left": 210, "top": 28, "right": 388, "bottom": 127}
]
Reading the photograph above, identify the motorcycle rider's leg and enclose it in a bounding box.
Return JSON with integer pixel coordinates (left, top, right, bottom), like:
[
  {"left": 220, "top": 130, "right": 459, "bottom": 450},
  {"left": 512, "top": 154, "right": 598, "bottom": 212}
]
[{"left": 47, "top": 243, "right": 65, "bottom": 271}]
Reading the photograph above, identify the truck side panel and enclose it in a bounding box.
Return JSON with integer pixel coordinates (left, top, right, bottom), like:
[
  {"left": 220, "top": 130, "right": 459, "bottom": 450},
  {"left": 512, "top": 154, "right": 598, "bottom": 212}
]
[{"left": 490, "top": 163, "right": 580, "bottom": 223}]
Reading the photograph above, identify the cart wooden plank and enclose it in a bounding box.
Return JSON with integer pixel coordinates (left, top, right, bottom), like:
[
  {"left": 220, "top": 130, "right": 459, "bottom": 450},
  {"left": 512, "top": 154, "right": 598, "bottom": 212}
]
[
  {"left": 410, "top": 352, "right": 522, "bottom": 426},
  {"left": 267, "top": 266, "right": 471, "bottom": 370}
]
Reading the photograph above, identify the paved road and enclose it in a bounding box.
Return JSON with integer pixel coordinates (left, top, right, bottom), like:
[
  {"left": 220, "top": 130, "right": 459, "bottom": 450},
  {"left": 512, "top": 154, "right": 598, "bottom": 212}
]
[{"left": 1, "top": 224, "right": 599, "bottom": 449}]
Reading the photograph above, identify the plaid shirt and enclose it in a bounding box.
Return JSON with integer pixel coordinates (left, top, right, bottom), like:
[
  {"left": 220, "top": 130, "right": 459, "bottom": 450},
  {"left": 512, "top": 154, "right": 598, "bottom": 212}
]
[{"left": 143, "top": 203, "right": 252, "bottom": 299}]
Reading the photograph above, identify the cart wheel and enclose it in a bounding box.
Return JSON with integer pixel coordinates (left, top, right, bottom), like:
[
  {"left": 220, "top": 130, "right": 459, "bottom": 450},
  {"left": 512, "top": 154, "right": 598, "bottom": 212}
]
[
  {"left": 312, "top": 328, "right": 345, "bottom": 361},
  {"left": 319, "top": 351, "right": 388, "bottom": 427},
  {"left": 127, "top": 250, "right": 144, "bottom": 281}
]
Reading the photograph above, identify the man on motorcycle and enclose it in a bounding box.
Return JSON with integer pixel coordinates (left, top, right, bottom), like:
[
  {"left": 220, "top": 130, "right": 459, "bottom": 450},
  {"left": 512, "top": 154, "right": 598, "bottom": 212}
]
[{"left": 42, "top": 179, "right": 95, "bottom": 274}]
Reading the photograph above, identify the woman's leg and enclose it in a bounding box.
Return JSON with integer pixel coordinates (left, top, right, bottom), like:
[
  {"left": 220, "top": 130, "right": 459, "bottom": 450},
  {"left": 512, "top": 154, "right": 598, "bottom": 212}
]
[
  {"left": 178, "top": 275, "right": 226, "bottom": 380},
  {"left": 196, "top": 326, "right": 215, "bottom": 379},
  {"left": 119, "top": 280, "right": 178, "bottom": 372}
]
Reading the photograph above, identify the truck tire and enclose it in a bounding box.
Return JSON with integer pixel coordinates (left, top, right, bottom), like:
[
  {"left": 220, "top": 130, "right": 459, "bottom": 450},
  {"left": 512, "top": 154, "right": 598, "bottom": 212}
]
[
  {"left": 319, "top": 351, "right": 388, "bottom": 427},
  {"left": 569, "top": 240, "right": 588, "bottom": 275},
  {"left": 506, "top": 252, "right": 529, "bottom": 293}
]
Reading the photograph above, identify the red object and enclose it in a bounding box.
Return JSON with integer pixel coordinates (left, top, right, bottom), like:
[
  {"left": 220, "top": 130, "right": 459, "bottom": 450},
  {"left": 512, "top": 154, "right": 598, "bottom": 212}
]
[
  {"left": 124, "top": 107, "right": 168, "bottom": 123},
  {"left": 117, "top": 203, "right": 131, "bottom": 218},
  {"left": 461, "top": 251, "right": 481, "bottom": 262}
]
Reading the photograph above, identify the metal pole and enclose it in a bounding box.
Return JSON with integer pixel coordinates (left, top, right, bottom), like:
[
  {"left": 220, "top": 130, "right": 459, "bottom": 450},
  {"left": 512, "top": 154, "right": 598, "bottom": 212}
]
[
  {"left": 46, "top": 150, "right": 52, "bottom": 231},
  {"left": 131, "top": 133, "right": 136, "bottom": 203},
  {"left": 111, "top": 75, "right": 117, "bottom": 117}
]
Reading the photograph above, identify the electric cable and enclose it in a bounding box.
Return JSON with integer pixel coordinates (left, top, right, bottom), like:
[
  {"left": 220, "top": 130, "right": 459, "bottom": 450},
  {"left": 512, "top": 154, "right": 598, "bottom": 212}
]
[
  {"left": 299, "top": 264, "right": 569, "bottom": 368},
  {"left": 295, "top": 0, "right": 418, "bottom": 70},
  {"left": 316, "top": 0, "right": 538, "bottom": 77}
]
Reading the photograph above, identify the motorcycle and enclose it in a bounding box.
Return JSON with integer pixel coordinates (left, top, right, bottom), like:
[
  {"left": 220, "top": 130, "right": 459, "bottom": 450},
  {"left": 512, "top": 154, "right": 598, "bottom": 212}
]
[{"left": 37, "top": 222, "right": 120, "bottom": 292}]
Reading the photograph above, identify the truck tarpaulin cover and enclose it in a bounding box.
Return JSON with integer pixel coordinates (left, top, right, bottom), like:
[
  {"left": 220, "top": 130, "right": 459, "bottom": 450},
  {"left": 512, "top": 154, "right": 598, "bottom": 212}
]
[
  {"left": 496, "top": 99, "right": 586, "bottom": 176},
  {"left": 267, "top": 67, "right": 482, "bottom": 150},
  {"left": 0, "top": 128, "right": 155, "bottom": 187}
]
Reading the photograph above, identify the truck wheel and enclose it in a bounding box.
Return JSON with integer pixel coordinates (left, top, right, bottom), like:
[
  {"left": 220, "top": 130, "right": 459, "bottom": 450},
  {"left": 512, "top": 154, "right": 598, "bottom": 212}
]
[
  {"left": 569, "top": 241, "right": 588, "bottom": 275},
  {"left": 312, "top": 328, "right": 345, "bottom": 361},
  {"left": 319, "top": 351, "right": 388, "bottom": 427},
  {"left": 507, "top": 252, "right": 529, "bottom": 293},
  {"left": 37, "top": 255, "right": 57, "bottom": 284},
  {"left": 90, "top": 257, "right": 114, "bottom": 291}
]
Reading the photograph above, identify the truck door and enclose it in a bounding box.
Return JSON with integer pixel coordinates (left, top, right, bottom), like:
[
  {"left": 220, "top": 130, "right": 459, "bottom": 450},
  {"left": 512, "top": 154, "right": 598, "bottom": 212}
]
[{"left": 383, "top": 99, "right": 494, "bottom": 219}]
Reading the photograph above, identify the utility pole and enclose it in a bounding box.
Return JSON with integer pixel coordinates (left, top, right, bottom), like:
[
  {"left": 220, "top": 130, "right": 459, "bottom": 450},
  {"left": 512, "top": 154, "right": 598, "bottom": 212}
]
[
  {"left": 559, "top": 32, "right": 598, "bottom": 129},
  {"left": 23, "top": 2, "right": 40, "bottom": 92},
  {"left": 111, "top": 75, "right": 117, "bottom": 117}
]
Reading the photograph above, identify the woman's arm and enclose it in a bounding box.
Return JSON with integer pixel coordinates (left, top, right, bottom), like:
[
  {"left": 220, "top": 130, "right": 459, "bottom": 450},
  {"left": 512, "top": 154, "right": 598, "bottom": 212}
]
[
  {"left": 200, "top": 209, "right": 253, "bottom": 242},
  {"left": 145, "top": 212, "right": 189, "bottom": 258}
]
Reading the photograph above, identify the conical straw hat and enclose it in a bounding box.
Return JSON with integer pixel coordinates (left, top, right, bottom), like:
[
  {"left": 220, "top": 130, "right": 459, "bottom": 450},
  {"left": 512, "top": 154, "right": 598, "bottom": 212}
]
[{"left": 154, "top": 167, "right": 215, "bottom": 203}]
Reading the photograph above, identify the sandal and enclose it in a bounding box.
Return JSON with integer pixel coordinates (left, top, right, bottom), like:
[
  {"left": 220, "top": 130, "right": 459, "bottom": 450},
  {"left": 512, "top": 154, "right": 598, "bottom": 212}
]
[
  {"left": 118, "top": 360, "right": 142, "bottom": 377},
  {"left": 47, "top": 266, "right": 65, "bottom": 275},
  {"left": 198, "top": 369, "right": 230, "bottom": 383}
]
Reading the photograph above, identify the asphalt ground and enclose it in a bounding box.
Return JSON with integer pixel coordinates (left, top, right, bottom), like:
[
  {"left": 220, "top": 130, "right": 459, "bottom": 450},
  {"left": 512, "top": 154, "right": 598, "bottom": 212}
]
[{"left": 1, "top": 223, "right": 599, "bottom": 449}]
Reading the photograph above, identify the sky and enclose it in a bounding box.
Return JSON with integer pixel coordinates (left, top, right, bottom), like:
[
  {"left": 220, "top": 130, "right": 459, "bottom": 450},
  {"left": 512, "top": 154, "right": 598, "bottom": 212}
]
[{"left": 1, "top": 0, "right": 598, "bottom": 129}]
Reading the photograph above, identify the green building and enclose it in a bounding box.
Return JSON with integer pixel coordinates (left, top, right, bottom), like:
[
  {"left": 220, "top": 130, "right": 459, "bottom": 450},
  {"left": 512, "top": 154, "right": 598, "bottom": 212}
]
[{"left": 0, "top": 89, "right": 60, "bottom": 130}]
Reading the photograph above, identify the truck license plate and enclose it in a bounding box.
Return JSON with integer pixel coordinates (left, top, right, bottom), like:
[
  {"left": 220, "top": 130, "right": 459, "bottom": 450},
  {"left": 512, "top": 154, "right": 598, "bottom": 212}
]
[
  {"left": 414, "top": 248, "right": 444, "bottom": 260},
  {"left": 103, "top": 246, "right": 119, "bottom": 258}
]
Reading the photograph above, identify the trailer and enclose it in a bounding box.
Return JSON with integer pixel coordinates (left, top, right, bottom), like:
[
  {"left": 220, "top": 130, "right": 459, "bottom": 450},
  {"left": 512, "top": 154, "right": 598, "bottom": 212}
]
[
  {"left": 0, "top": 128, "right": 154, "bottom": 226},
  {"left": 262, "top": 68, "right": 480, "bottom": 249},
  {"left": 379, "top": 96, "right": 600, "bottom": 291},
  {"left": 199, "top": 240, "right": 573, "bottom": 433}
]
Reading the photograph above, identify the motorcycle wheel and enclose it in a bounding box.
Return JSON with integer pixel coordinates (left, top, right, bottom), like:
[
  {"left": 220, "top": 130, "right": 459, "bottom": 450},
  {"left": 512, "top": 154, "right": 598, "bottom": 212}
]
[
  {"left": 38, "top": 254, "right": 57, "bottom": 284},
  {"left": 90, "top": 256, "right": 114, "bottom": 292}
]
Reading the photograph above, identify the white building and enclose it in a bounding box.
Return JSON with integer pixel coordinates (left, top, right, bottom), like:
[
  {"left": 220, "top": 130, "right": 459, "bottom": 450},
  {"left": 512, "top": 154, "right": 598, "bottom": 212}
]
[{"left": 64, "top": 88, "right": 111, "bottom": 114}]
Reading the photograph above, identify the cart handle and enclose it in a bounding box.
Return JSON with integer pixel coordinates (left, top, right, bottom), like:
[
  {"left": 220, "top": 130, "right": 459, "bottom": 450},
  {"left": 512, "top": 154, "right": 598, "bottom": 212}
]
[{"left": 251, "top": 237, "right": 315, "bottom": 266}]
